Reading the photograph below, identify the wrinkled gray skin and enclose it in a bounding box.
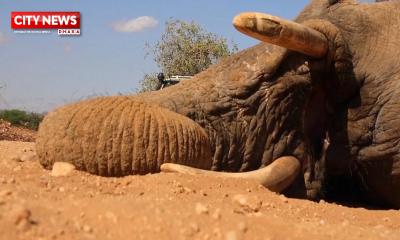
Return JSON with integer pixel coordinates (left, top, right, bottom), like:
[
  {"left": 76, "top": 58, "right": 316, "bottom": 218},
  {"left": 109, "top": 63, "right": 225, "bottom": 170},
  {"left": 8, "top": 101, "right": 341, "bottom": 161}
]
[{"left": 132, "top": 0, "right": 400, "bottom": 208}]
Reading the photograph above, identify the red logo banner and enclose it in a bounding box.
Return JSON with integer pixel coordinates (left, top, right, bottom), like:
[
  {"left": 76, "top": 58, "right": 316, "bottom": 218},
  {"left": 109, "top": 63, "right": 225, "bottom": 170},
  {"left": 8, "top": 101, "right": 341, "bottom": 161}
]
[{"left": 11, "top": 12, "right": 80, "bottom": 29}]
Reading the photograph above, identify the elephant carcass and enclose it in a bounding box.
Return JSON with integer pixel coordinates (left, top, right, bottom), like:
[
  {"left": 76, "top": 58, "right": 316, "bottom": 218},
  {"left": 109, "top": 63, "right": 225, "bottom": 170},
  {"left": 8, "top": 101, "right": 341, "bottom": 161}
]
[{"left": 36, "top": 0, "right": 400, "bottom": 208}]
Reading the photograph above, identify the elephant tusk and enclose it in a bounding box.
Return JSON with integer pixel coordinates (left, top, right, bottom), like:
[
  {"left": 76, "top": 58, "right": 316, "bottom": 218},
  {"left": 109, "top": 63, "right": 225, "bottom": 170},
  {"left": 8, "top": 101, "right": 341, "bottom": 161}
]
[
  {"left": 161, "top": 156, "right": 301, "bottom": 193},
  {"left": 233, "top": 12, "right": 328, "bottom": 58}
]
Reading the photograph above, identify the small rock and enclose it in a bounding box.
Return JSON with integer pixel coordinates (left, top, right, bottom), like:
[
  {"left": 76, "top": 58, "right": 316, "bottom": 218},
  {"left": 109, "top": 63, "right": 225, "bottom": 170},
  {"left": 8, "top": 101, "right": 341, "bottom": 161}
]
[
  {"left": 213, "top": 228, "right": 222, "bottom": 238},
  {"left": 95, "top": 178, "right": 101, "bottom": 187},
  {"left": 74, "top": 221, "right": 83, "bottom": 231},
  {"left": 173, "top": 181, "right": 182, "bottom": 188},
  {"left": 184, "top": 187, "right": 194, "bottom": 193},
  {"left": 190, "top": 223, "right": 200, "bottom": 233},
  {"left": 251, "top": 212, "right": 263, "bottom": 217},
  {"left": 195, "top": 203, "right": 209, "bottom": 215},
  {"left": 342, "top": 220, "right": 350, "bottom": 227},
  {"left": 279, "top": 195, "right": 289, "bottom": 203},
  {"left": 8, "top": 178, "right": 16, "bottom": 184},
  {"left": 0, "top": 190, "right": 12, "bottom": 197},
  {"left": 51, "top": 162, "right": 76, "bottom": 177},
  {"left": 46, "top": 182, "right": 53, "bottom": 191},
  {"left": 232, "top": 194, "right": 248, "bottom": 206},
  {"left": 212, "top": 208, "right": 221, "bottom": 220},
  {"left": 22, "top": 148, "right": 33, "bottom": 153},
  {"left": 11, "top": 156, "right": 22, "bottom": 162},
  {"left": 155, "top": 207, "right": 163, "bottom": 215},
  {"left": 124, "top": 179, "right": 132, "bottom": 186},
  {"left": 173, "top": 182, "right": 194, "bottom": 194},
  {"left": 225, "top": 231, "right": 239, "bottom": 240},
  {"left": 374, "top": 224, "right": 385, "bottom": 229},
  {"left": 16, "top": 219, "right": 32, "bottom": 231},
  {"left": 105, "top": 211, "right": 118, "bottom": 223},
  {"left": 232, "top": 194, "right": 262, "bottom": 214},
  {"left": 238, "top": 222, "right": 247, "bottom": 233},
  {"left": 20, "top": 152, "right": 37, "bottom": 162},
  {"left": 10, "top": 205, "right": 33, "bottom": 231},
  {"left": 265, "top": 203, "right": 275, "bottom": 209},
  {"left": 83, "top": 225, "right": 92, "bottom": 233},
  {"left": 13, "top": 165, "right": 22, "bottom": 172}
]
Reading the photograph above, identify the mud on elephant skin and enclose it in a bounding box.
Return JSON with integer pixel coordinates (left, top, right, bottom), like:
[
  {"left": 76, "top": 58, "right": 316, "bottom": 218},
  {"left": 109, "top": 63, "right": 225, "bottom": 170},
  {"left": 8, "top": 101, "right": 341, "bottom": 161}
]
[{"left": 36, "top": 0, "right": 400, "bottom": 208}]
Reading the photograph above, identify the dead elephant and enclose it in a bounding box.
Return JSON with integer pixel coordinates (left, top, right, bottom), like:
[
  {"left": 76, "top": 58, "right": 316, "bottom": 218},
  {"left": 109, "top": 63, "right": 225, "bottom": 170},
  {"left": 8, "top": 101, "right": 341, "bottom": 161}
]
[{"left": 36, "top": 0, "right": 400, "bottom": 208}]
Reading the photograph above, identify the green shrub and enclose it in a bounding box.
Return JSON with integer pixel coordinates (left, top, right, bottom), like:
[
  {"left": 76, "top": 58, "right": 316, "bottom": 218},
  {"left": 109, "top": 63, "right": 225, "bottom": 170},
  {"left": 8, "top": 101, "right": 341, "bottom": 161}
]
[{"left": 0, "top": 109, "right": 45, "bottom": 130}]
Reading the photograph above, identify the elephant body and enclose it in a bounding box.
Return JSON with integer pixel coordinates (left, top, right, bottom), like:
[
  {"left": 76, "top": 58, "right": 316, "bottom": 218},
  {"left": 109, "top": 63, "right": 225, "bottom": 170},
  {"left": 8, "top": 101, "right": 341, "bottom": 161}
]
[{"left": 36, "top": 0, "right": 400, "bottom": 208}]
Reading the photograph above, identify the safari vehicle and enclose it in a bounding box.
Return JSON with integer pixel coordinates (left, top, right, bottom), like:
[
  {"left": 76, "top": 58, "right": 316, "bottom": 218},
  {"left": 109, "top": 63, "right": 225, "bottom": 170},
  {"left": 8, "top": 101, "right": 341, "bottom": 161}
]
[{"left": 157, "top": 73, "right": 193, "bottom": 90}]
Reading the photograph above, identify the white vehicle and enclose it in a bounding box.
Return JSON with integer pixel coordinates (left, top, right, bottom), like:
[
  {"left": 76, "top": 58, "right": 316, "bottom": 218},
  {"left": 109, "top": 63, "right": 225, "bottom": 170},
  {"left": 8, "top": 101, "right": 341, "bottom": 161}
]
[{"left": 157, "top": 73, "right": 193, "bottom": 90}]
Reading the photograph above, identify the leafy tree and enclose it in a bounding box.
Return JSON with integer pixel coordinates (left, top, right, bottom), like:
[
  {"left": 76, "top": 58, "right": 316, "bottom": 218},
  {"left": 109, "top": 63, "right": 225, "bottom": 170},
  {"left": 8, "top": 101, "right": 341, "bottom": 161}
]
[
  {"left": 0, "top": 109, "right": 44, "bottom": 130},
  {"left": 138, "top": 73, "right": 161, "bottom": 93},
  {"left": 138, "top": 19, "right": 237, "bottom": 92}
]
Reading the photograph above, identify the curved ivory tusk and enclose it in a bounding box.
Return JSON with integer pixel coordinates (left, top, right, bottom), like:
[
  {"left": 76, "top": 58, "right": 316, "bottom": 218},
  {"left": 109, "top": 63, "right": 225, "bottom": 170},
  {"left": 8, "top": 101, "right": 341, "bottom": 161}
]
[
  {"left": 161, "top": 156, "right": 301, "bottom": 193},
  {"left": 233, "top": 12, "right": 328, "bottom": 58}
]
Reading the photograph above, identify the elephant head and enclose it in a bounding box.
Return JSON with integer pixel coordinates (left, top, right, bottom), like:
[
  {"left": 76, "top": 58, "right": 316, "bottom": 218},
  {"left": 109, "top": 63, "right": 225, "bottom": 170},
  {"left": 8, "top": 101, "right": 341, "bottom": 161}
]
[{"left": 36, "top": 0, "right": 400, "bottom": 208}]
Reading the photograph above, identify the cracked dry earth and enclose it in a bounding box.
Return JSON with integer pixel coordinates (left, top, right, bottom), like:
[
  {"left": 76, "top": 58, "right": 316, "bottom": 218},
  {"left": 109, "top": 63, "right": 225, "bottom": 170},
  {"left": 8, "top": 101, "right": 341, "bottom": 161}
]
[{"left": 0, "top": 141, "right": 399, "bottom": 240}]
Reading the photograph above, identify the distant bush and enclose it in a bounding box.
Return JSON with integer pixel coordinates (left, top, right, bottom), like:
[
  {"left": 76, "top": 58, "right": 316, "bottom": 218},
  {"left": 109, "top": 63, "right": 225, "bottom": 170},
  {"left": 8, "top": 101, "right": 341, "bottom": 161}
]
[{"left": 0, "top": 109, "right": 45, "bottom": 130}]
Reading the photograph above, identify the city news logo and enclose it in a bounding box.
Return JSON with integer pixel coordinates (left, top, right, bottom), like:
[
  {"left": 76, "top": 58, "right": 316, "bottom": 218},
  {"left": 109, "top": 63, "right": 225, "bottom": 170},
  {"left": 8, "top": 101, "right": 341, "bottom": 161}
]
[{"left": 11, "top": 12, "right": 80, "bottom": 36}]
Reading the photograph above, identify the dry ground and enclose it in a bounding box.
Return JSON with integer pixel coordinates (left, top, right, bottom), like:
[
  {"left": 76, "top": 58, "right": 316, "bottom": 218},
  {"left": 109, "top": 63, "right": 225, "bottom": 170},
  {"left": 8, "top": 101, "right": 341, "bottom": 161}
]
[
  {"left": 0, "top": 140, "right": 399, "bottom": 240},
  {"left": 0, "top": 120, "right": 36, "bottom": 142}
]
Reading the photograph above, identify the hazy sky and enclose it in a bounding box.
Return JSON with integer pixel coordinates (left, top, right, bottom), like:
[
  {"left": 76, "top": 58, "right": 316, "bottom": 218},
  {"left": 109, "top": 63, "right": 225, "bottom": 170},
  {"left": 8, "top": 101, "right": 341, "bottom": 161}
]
[{"left": 0, "top": 0, "right": 374, "bottom": 112}]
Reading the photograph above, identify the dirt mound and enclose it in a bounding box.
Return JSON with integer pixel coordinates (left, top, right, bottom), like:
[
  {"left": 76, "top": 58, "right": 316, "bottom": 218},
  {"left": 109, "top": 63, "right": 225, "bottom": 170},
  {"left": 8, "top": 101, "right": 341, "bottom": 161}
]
[
  {"left": 0, "top": 141, "right": 399, "bottom": 240},
  {"left": 0, "top": 120, "right": 36, "bottom": 142}
]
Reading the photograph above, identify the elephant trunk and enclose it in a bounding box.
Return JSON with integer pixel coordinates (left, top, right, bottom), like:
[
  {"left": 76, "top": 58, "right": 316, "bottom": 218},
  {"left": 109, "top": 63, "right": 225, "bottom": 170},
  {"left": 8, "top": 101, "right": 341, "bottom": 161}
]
[
  {"left": 36, "top": 94, "right": 301, "bottom": 193},
  {"left": 36, "top": 96, "right": 213, "bottom": 176}
]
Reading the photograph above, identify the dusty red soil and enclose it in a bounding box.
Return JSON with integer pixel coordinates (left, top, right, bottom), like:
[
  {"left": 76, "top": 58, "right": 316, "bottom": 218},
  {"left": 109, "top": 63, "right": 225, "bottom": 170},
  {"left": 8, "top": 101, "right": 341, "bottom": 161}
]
[
  {"left": 0, "top": 120, "right": 36, "bottom": 142},
  {"left": 0, "top": 140, "right": 399, "bottom": 240}
]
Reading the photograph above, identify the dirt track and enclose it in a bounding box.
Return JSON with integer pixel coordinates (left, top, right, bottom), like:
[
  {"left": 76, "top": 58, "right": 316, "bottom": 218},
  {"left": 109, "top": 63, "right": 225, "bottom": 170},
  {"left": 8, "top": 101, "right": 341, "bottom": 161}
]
[{"left": 0, "top": 141, "right": 399, "bottom": 240}]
